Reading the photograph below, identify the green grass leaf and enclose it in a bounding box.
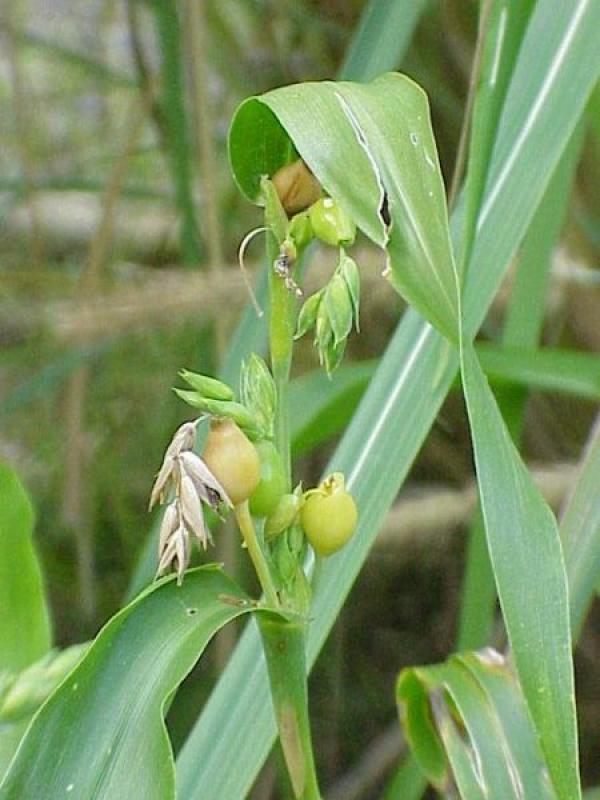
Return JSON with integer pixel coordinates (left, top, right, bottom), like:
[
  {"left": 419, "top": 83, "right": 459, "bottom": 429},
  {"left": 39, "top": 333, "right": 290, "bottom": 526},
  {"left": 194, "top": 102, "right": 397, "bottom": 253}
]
[
  {"left": 339, "top": 0, "right": 429, "bottom": 82},
  {"left": 561, "top": 418, "right": 600, "bottom": 638},
  {"left": 478, "top": 344, "right": 600, "bottom": 401},
  {"left": 0, "top": 463, "right": 51, "bottom": 673},
  {"left": 0, "top": 568, "right": 253, "bottom": 800},
  {"left": 460, "top": 0, "right": 536, "bottom": 271},
  {"left": 290, "top": 361, "right": 375, "bottom": 455},
  {"left": 153, "top": 0, "right": 202, "bottom": 264},
  {"left": 457, "top": 125, "right": 584, "bottom": 652},
  {"left": 229, "top": 73, "right": 459, "bottom": 341},
  {"left": 0, "top": 463, "right": 51, "bottom": 776},
  {"left": 399, "top": 651, "right": 557, "bottom": 799},
  {"left": 460, "top": 343, "right": 579, "bottom": 800}
]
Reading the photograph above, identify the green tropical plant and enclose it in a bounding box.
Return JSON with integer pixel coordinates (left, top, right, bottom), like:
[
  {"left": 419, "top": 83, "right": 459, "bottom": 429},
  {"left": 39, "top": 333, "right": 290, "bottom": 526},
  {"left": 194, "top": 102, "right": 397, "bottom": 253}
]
[{"left": 2, "top": 2, "right": 600, "bottom": 799}]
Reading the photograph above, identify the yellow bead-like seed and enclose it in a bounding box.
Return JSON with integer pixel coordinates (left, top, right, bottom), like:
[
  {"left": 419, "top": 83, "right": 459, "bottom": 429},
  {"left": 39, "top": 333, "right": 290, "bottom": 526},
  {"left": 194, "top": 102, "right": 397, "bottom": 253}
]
[{"left": 300, "top": 478, "right": 358, "bottom": 557}]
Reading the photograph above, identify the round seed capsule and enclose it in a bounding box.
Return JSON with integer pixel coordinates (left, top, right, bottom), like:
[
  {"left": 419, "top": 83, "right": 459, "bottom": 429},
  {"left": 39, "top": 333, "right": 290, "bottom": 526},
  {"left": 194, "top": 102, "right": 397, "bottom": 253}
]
[
  {"left": 249, "top": 440, "right": 288, "bottom": 518},
  {"left": 202, "top": 419, "right": 261, "bottom": 506},
  {"left": 300, "top": 473, "right": 358, "bottom": 556}
]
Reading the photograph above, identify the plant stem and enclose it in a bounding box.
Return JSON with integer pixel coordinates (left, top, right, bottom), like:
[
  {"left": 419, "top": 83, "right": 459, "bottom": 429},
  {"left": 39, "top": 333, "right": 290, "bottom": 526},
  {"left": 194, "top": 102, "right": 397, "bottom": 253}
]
[
  {"left": 262, "top": 195, "right": 320, "bottom": 797},
  {"left": 267, "top": 232, "right": 295, "bottom": 487},
  {"left": 235, "top": 501, "right": 279, "bottom": 609},
  {"left": 258, "top": 615, "right": 322, "bottom": 800}
]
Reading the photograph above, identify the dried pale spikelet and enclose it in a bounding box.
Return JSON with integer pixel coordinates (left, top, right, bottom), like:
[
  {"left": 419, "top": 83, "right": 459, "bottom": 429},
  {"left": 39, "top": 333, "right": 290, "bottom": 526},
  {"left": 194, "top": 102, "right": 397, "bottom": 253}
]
[
  {"left": 165, "top": 421, "right": 197, "bottom": 458},
  {"left": 178, "top": 450, "right": 232, "bottom": 510},
  {"left": 158, "top": 502, "right": 180, "bottom": 556},
  {"left": 179, "top": 474, "right": 208, "bottom": 548},
  {"left": 151, "top": 418, "right": 233, "bottom": 584}
]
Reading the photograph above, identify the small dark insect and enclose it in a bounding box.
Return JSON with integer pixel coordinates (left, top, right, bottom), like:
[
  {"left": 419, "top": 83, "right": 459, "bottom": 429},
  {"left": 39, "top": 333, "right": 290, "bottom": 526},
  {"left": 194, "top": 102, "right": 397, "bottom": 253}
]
[{"left": 274, "top": 251, "right": 303, "bottom": 297}]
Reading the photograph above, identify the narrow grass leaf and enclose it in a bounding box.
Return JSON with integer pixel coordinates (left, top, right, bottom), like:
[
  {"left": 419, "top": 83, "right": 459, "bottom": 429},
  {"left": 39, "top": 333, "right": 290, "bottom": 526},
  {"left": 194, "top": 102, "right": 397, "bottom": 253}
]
[
  {"left": 0, "top": 463, "right": 51, "bottom": 673},
  {"left": 561, "top": 416, "right": 600, "bottom": 638},
  {"left": 0, "top": 568, "right": 253, "bottom": 800},
  {"left": 463, "top": 0, "right": 600, "bottom": 333},
  {"left": 457, "top": 126, "right": 584, "bottom": 652},
  {"left": 461, "top": 0, "right": 536, "bottom": 271},
  {"left": 153, "top": 0, "right": 202, "bottom": 263},
  {"left": 339, "top": 0, "right": 429, "bottom": 82},
  {"left": 290, "top": 361, "right": 375, "bottom": 456},
  {"left": 479, "top": 344, "right": 600, "bottom": 401},
  {"left": 460, "top": 343, "right": 579, "bottom": 800}
]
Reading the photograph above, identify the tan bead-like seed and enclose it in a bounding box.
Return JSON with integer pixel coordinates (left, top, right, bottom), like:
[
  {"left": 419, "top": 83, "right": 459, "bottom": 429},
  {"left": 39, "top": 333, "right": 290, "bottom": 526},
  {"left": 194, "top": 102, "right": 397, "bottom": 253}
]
[
  {"left": 202, "top": 419, "right": 261, "bottom": 506},
  {"left": 272, "top": 160, "right": 321, "bottom": 215}
]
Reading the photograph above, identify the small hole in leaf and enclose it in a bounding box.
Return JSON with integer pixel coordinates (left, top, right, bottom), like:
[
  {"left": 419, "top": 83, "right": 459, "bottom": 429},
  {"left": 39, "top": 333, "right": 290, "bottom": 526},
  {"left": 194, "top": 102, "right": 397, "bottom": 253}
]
[
  {"left": 378, "top": 191, "right": 391, "bottom": 228},
  {"left": 186, "top": 607, "right": 198, "bottom": 616}
]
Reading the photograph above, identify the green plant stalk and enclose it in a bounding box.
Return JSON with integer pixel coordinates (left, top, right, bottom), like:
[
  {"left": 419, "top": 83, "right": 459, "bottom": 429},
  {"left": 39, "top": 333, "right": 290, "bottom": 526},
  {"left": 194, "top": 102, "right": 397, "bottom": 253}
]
[
  {"left": 263, "top": 202, "right": 320, "bottom": 797},
  {"left": 258, "top": 615, "right": 321, "bottom": 800},
  {"left": 267, "top": 231, "right": 295, "bottom": 488},
  {"left": 234, "top": 502, "right": 279, "bottom": 609}
]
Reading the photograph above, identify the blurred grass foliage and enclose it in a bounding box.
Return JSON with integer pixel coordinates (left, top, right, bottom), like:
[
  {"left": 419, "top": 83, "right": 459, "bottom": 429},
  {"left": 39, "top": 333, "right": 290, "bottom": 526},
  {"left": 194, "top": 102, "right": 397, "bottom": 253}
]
[{"left": 1, "top": 0, "right": 600, "bottom": 798}]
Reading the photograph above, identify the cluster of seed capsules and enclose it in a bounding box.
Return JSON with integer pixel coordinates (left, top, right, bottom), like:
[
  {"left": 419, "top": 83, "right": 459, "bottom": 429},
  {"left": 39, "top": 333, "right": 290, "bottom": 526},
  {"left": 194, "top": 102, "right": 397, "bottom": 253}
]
[{"left": 150, "top": 365, "right": 358, "bottom": 589}]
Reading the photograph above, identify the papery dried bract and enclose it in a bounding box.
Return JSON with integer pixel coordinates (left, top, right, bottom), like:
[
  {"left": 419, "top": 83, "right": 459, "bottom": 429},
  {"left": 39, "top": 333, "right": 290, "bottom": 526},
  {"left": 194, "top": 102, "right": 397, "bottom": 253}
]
[
  {"left": 178, "top": 450, "right": 232, "bottom": 510},
  {"left": 180, "top": 474, "right": 208, "bottom": 548},
  {"left": 165, "top": 421, "right": 197, "bottom": 458}
]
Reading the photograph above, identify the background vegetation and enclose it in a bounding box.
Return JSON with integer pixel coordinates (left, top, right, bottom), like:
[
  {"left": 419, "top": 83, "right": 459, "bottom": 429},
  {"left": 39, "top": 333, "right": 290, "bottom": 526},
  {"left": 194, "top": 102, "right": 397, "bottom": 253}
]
[{"left": 1, "top": 1, "right": 599, "bottom": 798}]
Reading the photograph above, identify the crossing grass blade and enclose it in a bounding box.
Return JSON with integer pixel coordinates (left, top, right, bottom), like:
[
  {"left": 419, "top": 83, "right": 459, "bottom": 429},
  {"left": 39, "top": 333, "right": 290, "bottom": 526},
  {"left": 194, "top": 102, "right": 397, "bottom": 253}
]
[
  {"left": 289, "top": 361, "right": 375, "bottom": 456},
  {"left": 177, "top": 2, "right": 600, "bottom": 796},
  {"left": 478, "top": 344, "right": 600, "bottom": 401},
  {"left": 153, "top": 0, "right": 202, "bottom": 264}
]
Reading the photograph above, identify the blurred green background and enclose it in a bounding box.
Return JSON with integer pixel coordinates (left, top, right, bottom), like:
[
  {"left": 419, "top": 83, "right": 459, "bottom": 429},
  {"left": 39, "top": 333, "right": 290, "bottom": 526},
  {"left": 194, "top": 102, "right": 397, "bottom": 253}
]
[{"left": 1, "top": 2, "right": 599, "bottom": 797}]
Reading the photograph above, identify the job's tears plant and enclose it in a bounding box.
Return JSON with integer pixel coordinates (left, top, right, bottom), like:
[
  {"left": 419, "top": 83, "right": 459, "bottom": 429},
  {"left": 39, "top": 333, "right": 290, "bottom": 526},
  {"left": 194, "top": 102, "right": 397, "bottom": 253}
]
[
  {"left": 3, "top": 42, "right": 591, "bottom": 796},
  {"left": 143, "top": 71, "right": 579, "bottom": 800},
  {"left": 152, "top": 330, "right": 360, "bottom": 793}
]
